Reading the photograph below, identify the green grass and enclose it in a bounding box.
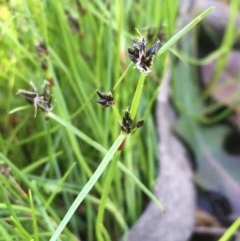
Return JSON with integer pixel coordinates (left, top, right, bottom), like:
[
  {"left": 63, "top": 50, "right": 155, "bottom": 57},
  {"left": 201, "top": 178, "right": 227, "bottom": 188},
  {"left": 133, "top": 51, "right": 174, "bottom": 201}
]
[
  {"left": 0, "top": 0, "right": 229, "bottom": 241},
  {"left": 0, "top": 1, "right": 171, "bottom": 240},
  {"left": 219, "top": 218, "right": 240, "bottom": 241}
]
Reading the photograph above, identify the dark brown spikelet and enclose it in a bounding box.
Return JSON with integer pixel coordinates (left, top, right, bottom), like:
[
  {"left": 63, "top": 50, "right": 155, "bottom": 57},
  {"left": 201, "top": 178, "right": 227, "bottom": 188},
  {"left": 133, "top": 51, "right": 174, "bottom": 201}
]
[
  {"left": 16, "top": 80, "right": 55, "bottom": 117},
  {"left": 128, "top": 36, "right": 160, "bottom": 73},
  {"left": 96, "top": 90, "right": 114, "bottom": 108}
]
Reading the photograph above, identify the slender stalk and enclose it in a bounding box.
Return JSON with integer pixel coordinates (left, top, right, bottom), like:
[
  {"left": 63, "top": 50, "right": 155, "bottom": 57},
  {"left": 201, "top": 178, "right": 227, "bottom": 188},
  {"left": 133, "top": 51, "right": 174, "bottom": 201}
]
[
  {"left": 130, "top": 73, "right": 146, "bottom": 119},
  {"left": 158, "top": 7, "right": 215, "bottom": 56},
  {"left": 219, "top": 218, "right": 240, "bottom": 241},
  {"left": 112, "top": 104, "right": 122, "bottom": 121},
  {"left": 49, "top": 134, "right": 126, "bottom": 241},
  {"left": 113, "top": 63, "right": 133, "bottom": 91}
]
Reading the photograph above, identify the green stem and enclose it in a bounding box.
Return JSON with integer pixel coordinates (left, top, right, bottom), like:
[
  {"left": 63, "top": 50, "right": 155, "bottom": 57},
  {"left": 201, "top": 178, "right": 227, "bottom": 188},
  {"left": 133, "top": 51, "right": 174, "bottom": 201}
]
[
  {"left": 130, "top": 73, "right": 146, "bottom": 119},
  {"left": 219, "top": 218, "right": 240, "bottom": 241},
  {"left": 112, "top": 104, "right": 122, "bottom": 122},
  {"left": 96, "top": 154, "right": 120, "bottom": 241}
]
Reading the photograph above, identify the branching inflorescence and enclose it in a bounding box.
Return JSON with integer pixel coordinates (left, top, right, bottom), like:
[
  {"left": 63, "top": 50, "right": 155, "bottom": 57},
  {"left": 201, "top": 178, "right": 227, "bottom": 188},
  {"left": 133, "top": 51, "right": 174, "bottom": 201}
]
[{"left": 95, "top": 32, "right": 160, "bottom": 135}]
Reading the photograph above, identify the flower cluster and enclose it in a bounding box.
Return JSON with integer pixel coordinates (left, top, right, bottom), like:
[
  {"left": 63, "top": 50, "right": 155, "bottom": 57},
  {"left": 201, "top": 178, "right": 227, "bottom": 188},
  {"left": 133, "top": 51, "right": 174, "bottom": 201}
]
[
  {"left": 95, "top": 90, "right": 114, "bottom": 107},
  {"left": 120, "top": 108, "right": 144, "bottom": 134},
  {"left": 120, "top": 108, "right": 133, "bottom": 133},
  {"left": 128, "top": 37, "right": 160, "bottom": 74},
  {"left": 16, "top": 80, "right": 54, "bottom": 117}
]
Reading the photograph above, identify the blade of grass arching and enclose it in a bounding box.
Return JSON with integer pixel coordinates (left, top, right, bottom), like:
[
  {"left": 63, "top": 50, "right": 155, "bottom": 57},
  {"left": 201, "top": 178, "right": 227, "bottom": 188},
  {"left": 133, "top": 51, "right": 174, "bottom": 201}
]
[
  {"left": 48, "top": 112, "right": 107, "bottom": 154},
  {"left": 96, "top": 153, "right": 120, "bottom": 241},
  {"left": 169, "top": 46, "right": 226, "bottom": 65},
  {"left": 0, "top": 203, "right": 40, "bottom": 216},
  {"left": 113, "top": 63, "right": 132, "bottom": 91},
  {"left": 118, "top": 162, "right": 164, "bottom": 212},
  {"left": 29, "top": 190, "right": 39, "bottom": 241},
  {"left": 21, "top": 151, "right": 62, "bottom": 173},
  {"left": 158, "top": 7, "right": 215, "bottom": 56},
  {"left": 198, "top": 102, "right": 236, "bottom": 124},
  {"left": 8, "top": 105, "right": 31, "bottom": 115},
  {"left": 219, "top": 217, "right": 240, "bottom": 241},
  {"left": 49, "top": 133, "right": 126, "bottom": 241}
]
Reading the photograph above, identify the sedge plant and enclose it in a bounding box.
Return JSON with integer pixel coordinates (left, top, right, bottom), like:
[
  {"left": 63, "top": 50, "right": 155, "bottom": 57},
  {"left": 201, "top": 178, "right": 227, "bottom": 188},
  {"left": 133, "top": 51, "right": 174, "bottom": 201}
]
[{"left": 0, "top": 1, "right": 215, "bottom": 241}]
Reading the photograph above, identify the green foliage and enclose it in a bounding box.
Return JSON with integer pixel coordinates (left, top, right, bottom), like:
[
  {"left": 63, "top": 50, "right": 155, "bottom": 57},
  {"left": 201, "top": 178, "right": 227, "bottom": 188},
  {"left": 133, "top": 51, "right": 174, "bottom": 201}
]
[
  {"left": 0, "top": 0, "right": 214, "bottom": 240},
  {"left": 219, "top": 217, "right": 240, "bottom": 241}
]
